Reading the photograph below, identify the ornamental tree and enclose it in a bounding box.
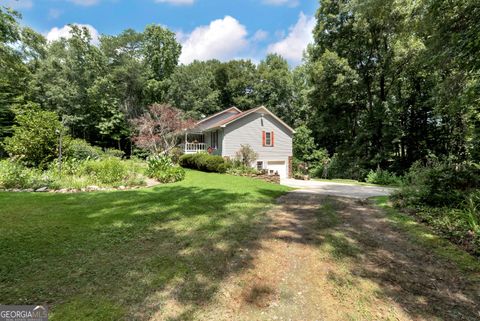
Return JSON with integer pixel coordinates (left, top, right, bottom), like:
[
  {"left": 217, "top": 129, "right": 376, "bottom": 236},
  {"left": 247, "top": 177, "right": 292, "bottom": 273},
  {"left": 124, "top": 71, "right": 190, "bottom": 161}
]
[{"left": 131, "top": 103, "right": 194, "bottom": 155}]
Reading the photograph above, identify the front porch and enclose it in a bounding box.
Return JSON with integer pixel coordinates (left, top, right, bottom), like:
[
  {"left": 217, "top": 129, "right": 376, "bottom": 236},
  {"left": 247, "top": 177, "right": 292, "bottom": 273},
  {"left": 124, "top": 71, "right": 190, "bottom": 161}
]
[
  {"left": 180, "top": 142, "right": 207, "bottom": 154},
  {"left": 180, "top": 132, "right": 206, "bottom": 154}
]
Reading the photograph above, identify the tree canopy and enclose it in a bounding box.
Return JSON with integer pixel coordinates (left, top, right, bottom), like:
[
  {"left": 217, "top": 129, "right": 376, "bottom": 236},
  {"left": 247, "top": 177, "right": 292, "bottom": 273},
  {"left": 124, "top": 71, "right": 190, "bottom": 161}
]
[{"left": 0, "top": 0, "right": 478, "bottom": 175}]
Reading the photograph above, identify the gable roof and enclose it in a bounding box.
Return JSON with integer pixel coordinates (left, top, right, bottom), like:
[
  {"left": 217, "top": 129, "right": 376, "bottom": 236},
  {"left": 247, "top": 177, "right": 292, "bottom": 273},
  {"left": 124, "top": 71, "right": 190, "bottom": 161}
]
[
  {"left": 196, "top": 106, "right": 241, "bottom": 126},
  {"left": 197, "top": 106, "right": 295, "bottom": 133}
]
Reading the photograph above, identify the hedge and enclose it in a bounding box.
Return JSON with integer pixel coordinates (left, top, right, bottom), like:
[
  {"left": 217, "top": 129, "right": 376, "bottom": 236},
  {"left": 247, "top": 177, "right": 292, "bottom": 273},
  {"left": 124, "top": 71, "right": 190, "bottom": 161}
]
[{"left": 179, "top": 153, "right": 230, "bottom": 173}]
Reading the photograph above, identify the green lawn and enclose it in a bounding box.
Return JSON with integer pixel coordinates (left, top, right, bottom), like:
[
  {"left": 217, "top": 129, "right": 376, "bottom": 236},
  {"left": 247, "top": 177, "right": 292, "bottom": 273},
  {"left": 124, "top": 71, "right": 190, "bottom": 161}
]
[{"left": 0, "top": 170, "right": 290, "bottom": 320}]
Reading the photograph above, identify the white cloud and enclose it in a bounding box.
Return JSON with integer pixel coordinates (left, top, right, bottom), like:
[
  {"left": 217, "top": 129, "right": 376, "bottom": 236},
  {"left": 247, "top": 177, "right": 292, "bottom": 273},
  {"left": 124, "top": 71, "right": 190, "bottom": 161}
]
[
  {"left": 262, "top": 0, "right": 299, "bottom": 7},
  {"left": 155, "top": 0, "right": 195, "bottom": 5},
  {"left": 179, "top": 16, "right": 249, "bottom": 64},
  {"left": 68, "top": 0, "right": 99, "bottom": 5},
  {"left": 252, "top": 29, "right": 268, "bottom": 42},
  {"left": 267, "top": 12, "right": 315, "bottom": 65},
  {"left": 2, "top": 0, "right": 33, "bottom": 9},
  {"left": 46, "top": 24, "right": 100, "bottom": 45}
]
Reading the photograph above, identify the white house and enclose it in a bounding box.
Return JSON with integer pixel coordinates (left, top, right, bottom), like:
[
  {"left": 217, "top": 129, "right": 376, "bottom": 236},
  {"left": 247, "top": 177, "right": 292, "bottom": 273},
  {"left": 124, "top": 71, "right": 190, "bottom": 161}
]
[{"left": 181, "top": 106, "right": 295, "bottom": 178}]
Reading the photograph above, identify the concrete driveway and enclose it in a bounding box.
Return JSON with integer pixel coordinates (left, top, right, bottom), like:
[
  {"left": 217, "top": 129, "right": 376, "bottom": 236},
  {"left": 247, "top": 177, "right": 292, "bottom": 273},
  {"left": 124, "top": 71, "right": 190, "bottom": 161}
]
[{"left": 280, "top": 178, "right": 395, "bottom": 199}]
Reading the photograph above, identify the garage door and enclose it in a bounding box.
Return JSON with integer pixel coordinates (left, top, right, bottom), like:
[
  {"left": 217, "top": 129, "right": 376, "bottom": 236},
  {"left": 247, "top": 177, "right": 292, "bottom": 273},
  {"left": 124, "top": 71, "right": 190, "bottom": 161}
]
[{"left": 266, "top": 161, "right": 287, "bottom": 178}]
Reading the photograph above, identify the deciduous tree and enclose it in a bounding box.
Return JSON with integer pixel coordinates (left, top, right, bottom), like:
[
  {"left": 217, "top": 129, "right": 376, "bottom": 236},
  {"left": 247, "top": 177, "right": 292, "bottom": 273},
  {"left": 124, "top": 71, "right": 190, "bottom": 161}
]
[{"left": 131, "top": 104, "right": 194, "bottom": 155}]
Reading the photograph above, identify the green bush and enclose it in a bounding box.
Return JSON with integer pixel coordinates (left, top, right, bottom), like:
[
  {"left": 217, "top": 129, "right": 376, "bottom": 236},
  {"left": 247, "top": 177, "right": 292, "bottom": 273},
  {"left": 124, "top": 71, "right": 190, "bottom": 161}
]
[
  {"left": 47, "top": 158, "right": 145, "bottom": 189},
  {"left": 64, "top": 138, "right": 103, "bottom": 161},
  {"left": 235, "top": 144, "right": 258, "bottom": 167},
  {"left": 395, "top": 160, "right": 480, "bottom": 207},
  {"left": 103, "top": 148, "right": 125, "bottom": 159},
  {"left": 391, "top": 160, "right": 480, "bottom": 256},
  {"left": 321, "top": 153, "right": 368, "bottom": 181},
  {"left": 179, "top": 153, "right": 229, "bottom": 173},
  {"left": 463, "top": 191, "right": 480, "bottom": 235},
  {"left": 48, "top": 158, "right": 83, "bottom": 176},
  {"left": 3, "top": 104, "right": 63, "bottom": 168},
  {"left": 0, "top": 160, "right": 51, "bottom": 189},
  {"left": 366, "top": 169, "right": 403, "bottom": 186},
  {"left": 148, "top": 164, "right": 185, "bottom": 183},
  {"left": 307, "top": 149, "right": 330, "bottom": 178},
  {"left": 79, "top": 158, "right": 129, "bottom": 184},
  {"left": 146, "top": 155, "right": 185, "bottom": 183},
  {"left": 226, "top": 163, "right": 259, "bottom": 176},
  {"left": 179, "top": 154, "right": 195, "bottom": 168},
  {"left": 168, "top": 147, "right": 184, "bottom": 164}
]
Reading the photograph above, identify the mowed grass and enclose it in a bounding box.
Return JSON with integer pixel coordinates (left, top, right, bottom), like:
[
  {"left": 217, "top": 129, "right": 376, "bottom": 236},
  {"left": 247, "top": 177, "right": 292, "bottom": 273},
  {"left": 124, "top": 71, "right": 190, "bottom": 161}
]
[{"left": 0, "top": 170, "right": 290, "bottom": 320}]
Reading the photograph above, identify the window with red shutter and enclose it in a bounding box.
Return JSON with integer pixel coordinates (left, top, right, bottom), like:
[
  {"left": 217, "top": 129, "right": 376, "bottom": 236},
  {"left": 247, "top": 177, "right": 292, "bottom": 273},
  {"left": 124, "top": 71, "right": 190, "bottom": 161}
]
[
  {"left": 265, "top": 132, "right": 272, "bottom": 146},
  {"left": 262, "top": 131, "right": 266, "bottom": 146}
]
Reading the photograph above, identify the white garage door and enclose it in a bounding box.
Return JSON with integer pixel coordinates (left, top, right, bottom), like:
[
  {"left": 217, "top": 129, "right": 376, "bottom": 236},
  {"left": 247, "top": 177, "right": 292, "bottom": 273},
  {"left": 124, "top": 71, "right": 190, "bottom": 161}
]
[{"left": 266, "top": 161, "right": 287, "bottom": 178}]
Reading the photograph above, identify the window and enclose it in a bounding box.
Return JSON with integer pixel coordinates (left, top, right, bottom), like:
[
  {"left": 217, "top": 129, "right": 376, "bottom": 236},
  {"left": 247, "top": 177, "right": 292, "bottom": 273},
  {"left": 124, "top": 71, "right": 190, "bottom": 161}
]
[
  {"left": 210, "top": 131, "right": 218, "bottom": 149},
  {"left": 256, "top": 161, "right": 263, "bottom": 171},
  {"left": 262, "top": 131, "right": 274, "bottom": 147}
]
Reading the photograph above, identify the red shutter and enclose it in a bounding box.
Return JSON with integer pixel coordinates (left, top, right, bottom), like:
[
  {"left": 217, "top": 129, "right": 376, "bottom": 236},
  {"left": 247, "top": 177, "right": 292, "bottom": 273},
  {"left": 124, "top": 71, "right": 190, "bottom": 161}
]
[
  {"left": 262, "top": 131, "right": 266, "bottom": 146},
  {"left": 271, "top": 131, "right": 274, "bottom": 146}
]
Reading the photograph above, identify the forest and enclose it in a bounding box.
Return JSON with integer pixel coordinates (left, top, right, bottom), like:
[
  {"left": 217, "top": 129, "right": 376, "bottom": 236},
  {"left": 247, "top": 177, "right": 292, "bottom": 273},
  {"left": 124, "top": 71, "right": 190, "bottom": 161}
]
[
  {"left": 0, "top": 1, "right": 479, "bottom": 252},
  {"left": 1, "top": 1, "right": 478, "bottom": 172}
]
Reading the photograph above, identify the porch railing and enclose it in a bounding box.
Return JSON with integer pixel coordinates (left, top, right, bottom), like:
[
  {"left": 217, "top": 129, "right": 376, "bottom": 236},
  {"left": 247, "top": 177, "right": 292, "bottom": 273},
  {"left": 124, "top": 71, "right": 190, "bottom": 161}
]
[{"left": 180, "top": 143, "right": 207, "bottom": 153}]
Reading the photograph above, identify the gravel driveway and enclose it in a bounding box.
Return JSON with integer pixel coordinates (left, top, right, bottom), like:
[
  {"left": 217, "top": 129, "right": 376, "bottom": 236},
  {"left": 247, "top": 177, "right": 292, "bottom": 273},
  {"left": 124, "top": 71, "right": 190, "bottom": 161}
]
[{"left": 281, "top": 178, "right": 394, "bottom": 199}]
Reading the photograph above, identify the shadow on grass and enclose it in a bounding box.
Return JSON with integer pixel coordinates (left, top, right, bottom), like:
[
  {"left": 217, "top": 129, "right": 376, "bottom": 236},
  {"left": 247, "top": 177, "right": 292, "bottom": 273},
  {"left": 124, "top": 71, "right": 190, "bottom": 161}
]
[
  {"left": 271, "top": 192, "right": 480, "bottom": 320},
  {"left": 0, "top": 181, "right": 286, "bottom": 320}
]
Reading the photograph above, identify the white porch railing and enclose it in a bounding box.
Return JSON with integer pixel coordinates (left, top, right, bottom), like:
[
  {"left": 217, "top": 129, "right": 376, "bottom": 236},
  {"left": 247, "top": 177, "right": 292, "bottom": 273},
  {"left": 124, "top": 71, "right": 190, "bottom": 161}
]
[{"left": 180, "top": 143, "right": 207, "bottom": 154}]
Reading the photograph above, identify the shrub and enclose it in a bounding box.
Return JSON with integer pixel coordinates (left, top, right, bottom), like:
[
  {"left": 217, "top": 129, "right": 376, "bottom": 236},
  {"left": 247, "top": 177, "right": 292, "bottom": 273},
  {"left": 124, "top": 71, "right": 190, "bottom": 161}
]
[
  {"left": 48, "top": 158, "right": 83, "bottom": 176},
  {"left": 3, "top": 104, "right": 63, "bottom": 168},
  {"left": 226, "top": 163, "right": 259, "bottom": 176},
  {"left": 292, "top": 158, "right": 309, "bottom": 178},
  {"left": 179, "top": 153, "right": 229, "bottom": 173},
  {"left": 179, "top": 154, "right": 195, "bottom": 168},
  {"left": 0, "top": 160, "right": 51, "bottom": 189},
  {"left": 463, "top": 191, "right": 480, "bottom": 234},
  {"left": 103, "top": 148, "right": 125, "bottom": 159},
  {"left": 391, "top": 160, "right": 480, "bottom": 256},
  {"left": 168, "top": 147, "right": 184, "bottom": 164},
  {"left": 146, "top": 155, "right": 185, "bottom": 183},
  {"left": 365, "top": 169, "right": 402, "bottom": 186},
  {"left": 79, "top": 158, "right": 129, "bottom": 184},
  {"left": 321, "top": 153, "right": 368, "bottom": 181},
  {"left": 64, "top": 138, "right": 103, "bottom": 161},
  {"left": 235, "top": 144, "right": 258, "bottom": 167},
  {"left": 148, "top": 165, "right": 185, "bottom": 183},
  {"left": 395, "top": 160, "right": 480, "bottom": 207},
  {"left": 307, "top": 149, "right": 330, "bottom": 178}
]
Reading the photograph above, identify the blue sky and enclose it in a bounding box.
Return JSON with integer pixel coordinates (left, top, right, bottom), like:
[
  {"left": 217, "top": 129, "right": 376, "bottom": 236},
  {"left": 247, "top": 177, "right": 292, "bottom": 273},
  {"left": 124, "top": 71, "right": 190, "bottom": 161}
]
[{"left": 4, "top": 0, "right": 319, "bottom": 65}]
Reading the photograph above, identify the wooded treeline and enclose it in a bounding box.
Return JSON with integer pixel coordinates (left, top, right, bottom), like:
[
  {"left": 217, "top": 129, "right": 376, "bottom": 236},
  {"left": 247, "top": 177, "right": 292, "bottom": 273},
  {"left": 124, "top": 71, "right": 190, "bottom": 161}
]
[{"left": 1, "top": 0, "right": 478, "bottom": 176}]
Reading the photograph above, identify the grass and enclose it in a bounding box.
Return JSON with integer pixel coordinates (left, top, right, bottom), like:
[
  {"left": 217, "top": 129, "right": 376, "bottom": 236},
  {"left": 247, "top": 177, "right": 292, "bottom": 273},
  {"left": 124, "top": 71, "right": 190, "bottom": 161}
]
[
  {"left": 372, "top": 196, "right": 480, "bottom": 276},
  {"left": 0, "top": 170, "right": 290, "bottom": 320}
]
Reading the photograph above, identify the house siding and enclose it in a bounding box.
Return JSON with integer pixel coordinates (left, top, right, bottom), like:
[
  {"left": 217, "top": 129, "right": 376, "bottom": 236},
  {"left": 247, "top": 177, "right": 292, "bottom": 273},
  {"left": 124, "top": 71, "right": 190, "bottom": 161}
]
[
  {"left": 204, "top": 129, "right": 223, "bottom": 156},
  {"left": 222, "top": 112, "right": 293, "bottom": 163}
]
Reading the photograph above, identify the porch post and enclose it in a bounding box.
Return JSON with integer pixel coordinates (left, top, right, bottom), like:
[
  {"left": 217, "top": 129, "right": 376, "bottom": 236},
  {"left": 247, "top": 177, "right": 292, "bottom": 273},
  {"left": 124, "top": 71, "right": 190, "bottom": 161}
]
[{"left": 184, "top": 131, "right": 188, "bottom": 152}]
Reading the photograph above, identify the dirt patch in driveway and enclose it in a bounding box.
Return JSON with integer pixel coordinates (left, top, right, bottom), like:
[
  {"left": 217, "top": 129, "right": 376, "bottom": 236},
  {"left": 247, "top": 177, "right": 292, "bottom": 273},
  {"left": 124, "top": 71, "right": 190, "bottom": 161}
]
[{"left": 195, "top": 192, "right": 480, "bottom": 321}]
